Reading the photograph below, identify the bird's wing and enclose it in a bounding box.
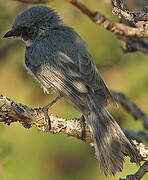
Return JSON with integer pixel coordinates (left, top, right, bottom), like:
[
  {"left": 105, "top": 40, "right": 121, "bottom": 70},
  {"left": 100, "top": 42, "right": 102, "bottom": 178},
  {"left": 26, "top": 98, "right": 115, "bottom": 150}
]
[
  {"left": 52, "top": 50, "right": 116, "bottom": 106},
  {"left": 25, "top": 46, "right": 89, "bottom": 113},
  {"left": 77, "top": 52, "right": 117, "bottom": 106},
  {"left": 25, "top": 38, "right": 116, "bottom": 107}
]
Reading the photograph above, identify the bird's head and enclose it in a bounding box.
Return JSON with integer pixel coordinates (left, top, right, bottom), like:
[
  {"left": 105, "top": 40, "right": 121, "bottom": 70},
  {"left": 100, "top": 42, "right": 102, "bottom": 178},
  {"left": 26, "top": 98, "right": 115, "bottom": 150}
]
[{"left": 3, "top": 6, "right": 62, "bottom": 45}]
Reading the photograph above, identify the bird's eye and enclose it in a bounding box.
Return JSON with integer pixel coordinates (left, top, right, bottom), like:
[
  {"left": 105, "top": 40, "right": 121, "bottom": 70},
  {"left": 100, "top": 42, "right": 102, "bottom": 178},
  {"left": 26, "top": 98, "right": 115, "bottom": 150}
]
[
  {"left": 22, "top": 27, "right": 33, "bottom": 35},
  {"left": 20, "top": 26, "right": 37, "bottom": 41},
  {"left": 17, "top": 26, "right": 38, "bottom": 41}
]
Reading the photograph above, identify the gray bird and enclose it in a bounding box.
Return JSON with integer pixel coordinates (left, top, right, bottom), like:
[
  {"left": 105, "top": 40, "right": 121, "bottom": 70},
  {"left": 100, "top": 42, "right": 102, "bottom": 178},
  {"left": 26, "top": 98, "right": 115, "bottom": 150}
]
[{"left": 3, "top": 6, "right": 141, "bottom": 175}]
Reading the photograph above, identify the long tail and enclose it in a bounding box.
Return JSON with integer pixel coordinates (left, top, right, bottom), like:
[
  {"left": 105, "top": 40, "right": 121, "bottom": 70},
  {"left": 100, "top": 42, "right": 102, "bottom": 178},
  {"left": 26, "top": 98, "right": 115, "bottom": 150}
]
[{"left": 86, "top": 96, "right": 141, "bottom": 175}]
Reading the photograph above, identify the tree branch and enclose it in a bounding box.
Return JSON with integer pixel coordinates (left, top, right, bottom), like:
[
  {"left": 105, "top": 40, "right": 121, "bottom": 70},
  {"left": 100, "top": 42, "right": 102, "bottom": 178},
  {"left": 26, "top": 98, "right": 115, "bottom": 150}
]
[
  {"left": 111, "top": 0, "right": 148, "bottom": 54},
  {"left": 122, "top": 128, "right": 148, "bottom": 143},
  {"left": 112, "top": 0, "right": 148, "bottom": 22},
  {"left": 0, "top": 93, "right": 148, "bottom": 179},
  {"left": 64, "top": 0, "right": 148, "bottom": 38},
  {"left": 13, "top": 0, "right": 148, "bottom": 38},
  {"left": 1, "top": 92, "right": 148, "bottom": 142},
  {"left": 120, "top": 162, "right": 148, "bottom": 180},
  {"left": 0, "top": 93, "right": 93, "bottom": 143},
  {"left": 12, "top": 0, "right": 148, "bottom": 54},
  {"left": 112, "top": 91, "right": 148, "bottom": 129},
  {"left": 64, "top": 0, "right": 148, "bottom": 54}
]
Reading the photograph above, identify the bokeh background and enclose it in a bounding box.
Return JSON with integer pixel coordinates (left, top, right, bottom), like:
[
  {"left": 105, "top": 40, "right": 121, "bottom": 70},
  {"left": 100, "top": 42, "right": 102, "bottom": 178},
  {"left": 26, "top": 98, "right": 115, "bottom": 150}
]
[{"left": 0, "top": 0, "right": 148, "bottom": 180}]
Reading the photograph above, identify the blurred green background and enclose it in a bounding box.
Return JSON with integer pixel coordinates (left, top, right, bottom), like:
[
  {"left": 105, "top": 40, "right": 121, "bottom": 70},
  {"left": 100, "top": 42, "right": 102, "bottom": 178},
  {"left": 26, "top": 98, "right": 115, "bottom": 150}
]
[{"left": 0, "top": 0, "right": 148, "bottom": 180}]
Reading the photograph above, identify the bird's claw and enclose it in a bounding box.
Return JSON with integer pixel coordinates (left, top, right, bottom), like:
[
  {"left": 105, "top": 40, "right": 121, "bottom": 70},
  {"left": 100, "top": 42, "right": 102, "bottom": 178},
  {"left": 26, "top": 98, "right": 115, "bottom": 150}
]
[
  {"left": 41, "top": 95, "right": 62, "bottom": 131},
  {"left": 42, "top": 106, "right": 51, "bottom": 131},
  {"left": 79, "top": 115, "right": 86, "bottom": 140}
]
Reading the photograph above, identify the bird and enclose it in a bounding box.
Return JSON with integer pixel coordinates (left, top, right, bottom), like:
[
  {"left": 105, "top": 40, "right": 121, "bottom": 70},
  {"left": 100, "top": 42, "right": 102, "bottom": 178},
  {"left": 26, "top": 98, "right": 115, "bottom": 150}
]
[{"left": 3, "top": 6, "right": 141, "bottom": 175}]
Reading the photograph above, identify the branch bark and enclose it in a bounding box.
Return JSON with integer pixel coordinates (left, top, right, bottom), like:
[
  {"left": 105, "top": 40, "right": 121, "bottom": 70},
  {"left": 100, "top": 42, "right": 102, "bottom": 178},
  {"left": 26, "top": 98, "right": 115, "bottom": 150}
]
[
  {"left": 112, "top": 0, "right": 148, "bottom": 22},
  {"left": 0, "top": 93, "right": 93, "bottom": 143}
]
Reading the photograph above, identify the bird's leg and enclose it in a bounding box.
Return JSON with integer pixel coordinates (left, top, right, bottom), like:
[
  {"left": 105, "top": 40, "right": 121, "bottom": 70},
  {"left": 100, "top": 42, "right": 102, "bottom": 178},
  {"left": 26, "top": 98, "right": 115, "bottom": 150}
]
[
  {"left": 42, "top": 95, "right": 62, "bottom": 131},
  {"left": 79, "top": 115, "right": 86, "bottom": 140}
]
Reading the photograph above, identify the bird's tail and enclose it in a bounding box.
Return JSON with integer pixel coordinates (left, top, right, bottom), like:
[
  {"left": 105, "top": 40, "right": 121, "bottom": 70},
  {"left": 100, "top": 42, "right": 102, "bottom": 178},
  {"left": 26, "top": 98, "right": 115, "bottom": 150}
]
[{"left": 86, "top": 95, "right": 141, "bottom": 175}]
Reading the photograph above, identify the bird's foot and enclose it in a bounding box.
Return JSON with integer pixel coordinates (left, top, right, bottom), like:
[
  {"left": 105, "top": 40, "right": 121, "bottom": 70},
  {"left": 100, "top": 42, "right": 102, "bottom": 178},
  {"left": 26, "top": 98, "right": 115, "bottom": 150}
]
[
  {"left": 79, "top": 115, "right": 86, "bottom": 140},
  {"left": 42, "top": 95, "right": 63, "bottom": 131},
  {"left": 42, "top": 106, "right": 51, "bottom": 131}
]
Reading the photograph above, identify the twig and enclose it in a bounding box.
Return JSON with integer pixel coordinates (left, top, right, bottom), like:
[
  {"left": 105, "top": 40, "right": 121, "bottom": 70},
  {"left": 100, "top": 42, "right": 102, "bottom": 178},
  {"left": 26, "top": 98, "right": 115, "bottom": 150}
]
[
  {"left": 112, "top": 0, "right": 136, "bottom": 22},
  {"left": 119, "top": 162, "right": 148, "bottom": 180},
  {"left": 64, "top": 0, "right": 148, "bottom": 54},
  {"left": 111, "top": 0, "right": 148, "bottom": 54},
  {"left": 64, "top": 0, "right": 148, "bottom": 38},
  {"left": 119, "top": 142, "right": 148, "bottom": 179},
  {"left": 112, "top": 91, "right": 148, "bottom": 129},
  {"left": 112, "top": 0, "right": 148, "bottom": 22},
  {"left": 117, "top": 34, "right": 148, "bottom": 54},
  {"left": 135, "top": 142, "right": 148, "bottom": 162},
  {"left": 122, "top": 128, "right": 148, "bottom": 143}
]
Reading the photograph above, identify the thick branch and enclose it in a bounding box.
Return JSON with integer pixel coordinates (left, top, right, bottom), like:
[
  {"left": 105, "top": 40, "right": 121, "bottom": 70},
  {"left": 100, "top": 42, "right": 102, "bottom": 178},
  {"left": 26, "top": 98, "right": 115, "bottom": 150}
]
[
  {"left": 1, "top": 92, "right": 148, "bottom": 142},
  {"left": 0, "top": 93, "right": 92, "bottom": 143},
  {"left": 0, "top": 93, "right": 148, "bottom": 179},
  {"left": 1, "top": 92, "right": 148, "bottom": 144}
]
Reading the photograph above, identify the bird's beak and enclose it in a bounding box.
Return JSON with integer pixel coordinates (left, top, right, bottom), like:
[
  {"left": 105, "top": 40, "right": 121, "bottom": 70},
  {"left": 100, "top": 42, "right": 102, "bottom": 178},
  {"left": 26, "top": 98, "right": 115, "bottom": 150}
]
[{"left": 3, "top": 30, "right": 16, "bottom": 38}]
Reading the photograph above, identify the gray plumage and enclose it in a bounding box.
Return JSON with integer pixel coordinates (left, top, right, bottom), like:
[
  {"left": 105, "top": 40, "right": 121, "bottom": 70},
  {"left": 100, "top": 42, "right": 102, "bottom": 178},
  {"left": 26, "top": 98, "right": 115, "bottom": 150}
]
[{"left": 3, "top": 6, "right": 141, "bottom": 175}]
